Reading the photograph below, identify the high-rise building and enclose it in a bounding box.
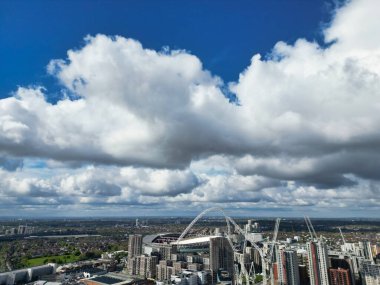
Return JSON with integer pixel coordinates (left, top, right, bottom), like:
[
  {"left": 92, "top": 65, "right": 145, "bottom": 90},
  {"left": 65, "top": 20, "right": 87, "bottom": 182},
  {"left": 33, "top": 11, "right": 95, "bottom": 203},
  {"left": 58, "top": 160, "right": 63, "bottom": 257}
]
[
  {"left": 361, "top": 262, "right": 380, "bottom": 285},
  {"left": 173, "top": 261, "right": 187, "bottom": 275},
  {"left": 273, "top": 263, "right": 279, "bottom": 281},
  {"left": 246, "top": 246, "right": 262, "bottom": 273},
  {"left": 127, "top": 256, "right": 139, "bottom": 276},
  {"left": 209, "top": 237, "right": 234, "bottom": 284},
  {"left": 234, "top": 251, "right": 250, "bottom": 275},
  {"left": 188, "top": 263, "right": 202, "bottom": 271},
  {"left": 127, "top": 234, "right": 143, "bottom": 276},
  {"left": 17, "top": 225, "right": 34, "bottom": 235},
  {"left": 203, "top": 257, "right": 210, "bottom": 270},
  {"left": 244, "top": 220, "right": 252, "bottom": 233},
  {"left": 276, "top": 248, "right": 300, "bottom": 285},
  {"left": 156, "top": 260, "right": 173, "bottom": 281},
  {"left": 328, "top": 268, "right": 352, "bottom": 285},
  {"left": 330, "top": 257, "right": 355, "bottom": 285},
  {"left": 128, "top": 234, "right": 142, "bottom": 258},
  {"left": 159, "top": 244, "right": 177, "bottom": 260},
  {"left": 18, "top": 225, "right": 26, "bottom": 235},
  {"left": 359, "top": 241, "right": 374, "bottom": 262},
  {"left": 307, "top": 240, "right": 329, "bottom": 285},
  {"left": 139, "top": 255, "right": 158, "bottom": 278},
  {"left": 127, "top": 254, "right": 158, "bottom": 278},
  {"left": 299, "top": 265, "right": 310, "bottom": 285}
]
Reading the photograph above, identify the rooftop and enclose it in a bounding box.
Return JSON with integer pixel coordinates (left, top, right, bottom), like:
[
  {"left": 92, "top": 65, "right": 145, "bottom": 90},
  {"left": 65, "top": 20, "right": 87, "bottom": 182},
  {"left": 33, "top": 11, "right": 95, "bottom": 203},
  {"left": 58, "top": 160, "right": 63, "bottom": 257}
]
[
  {"left": 90, "top": 276, "right": 126, "bottom": 285},
  {"left": 83, "top": 273, "right": 136, "bottom": 285},
  {"left": 173, "top": 235, "right": 221, "bottom": 245}
]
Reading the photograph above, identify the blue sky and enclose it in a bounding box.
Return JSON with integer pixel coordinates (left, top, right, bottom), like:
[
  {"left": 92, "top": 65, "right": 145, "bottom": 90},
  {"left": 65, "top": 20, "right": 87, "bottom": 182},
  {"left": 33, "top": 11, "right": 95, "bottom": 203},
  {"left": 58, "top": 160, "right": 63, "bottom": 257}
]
[
  {"left": 1, "top": 0, "right": 380, "bottom": 218},
  {"left": 0, "top": 0, "right": 334, "bottom": 99}
]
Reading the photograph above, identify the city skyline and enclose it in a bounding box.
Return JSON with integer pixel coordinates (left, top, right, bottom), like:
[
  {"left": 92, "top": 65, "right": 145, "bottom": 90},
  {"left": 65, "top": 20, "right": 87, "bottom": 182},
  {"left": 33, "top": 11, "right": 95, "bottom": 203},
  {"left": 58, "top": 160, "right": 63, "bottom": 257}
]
[{"left": 0, "top": 0, "right": 380, "bottom": 217}]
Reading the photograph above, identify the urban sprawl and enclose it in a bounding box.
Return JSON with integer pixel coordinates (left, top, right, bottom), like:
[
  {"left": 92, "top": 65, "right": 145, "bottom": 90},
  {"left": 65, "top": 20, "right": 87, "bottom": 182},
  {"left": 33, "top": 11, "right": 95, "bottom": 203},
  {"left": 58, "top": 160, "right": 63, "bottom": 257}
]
[{"left": 0, "top": 208, "right": 379, "bottom": 285}]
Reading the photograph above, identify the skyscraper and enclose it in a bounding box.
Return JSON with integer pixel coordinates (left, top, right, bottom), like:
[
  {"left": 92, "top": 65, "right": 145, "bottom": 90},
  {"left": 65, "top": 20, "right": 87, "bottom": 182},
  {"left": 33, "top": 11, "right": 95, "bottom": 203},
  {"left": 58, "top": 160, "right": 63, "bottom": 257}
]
[
  {"left": 139, "top": 255, "right": 158, "bottom": 278},
  {"left": 276, "top": 248, "right": 300, "bottom": 285},
  {"left": 359, "top": 241, "right": 374, "bottom": 262},
  {"left": 127, "top": 256, "right": 140, "bottom": 276},
  {"left": 156, "top": 260, "right": 173, "bottom": 281},
  {"left": 209, "top": 237, "right": 234, "bottom": 284},
  {"left": 127, "top": 254, "right": 158, "bottom": 278},
  {"left": 128, "top": 234, "right": 142, "bottom": 258},
  {"left": 307, "top": 240, "right": 329, "bottom": 285},
  {"left": 127, "top": 234, "right": 143, "bottom": 275}
]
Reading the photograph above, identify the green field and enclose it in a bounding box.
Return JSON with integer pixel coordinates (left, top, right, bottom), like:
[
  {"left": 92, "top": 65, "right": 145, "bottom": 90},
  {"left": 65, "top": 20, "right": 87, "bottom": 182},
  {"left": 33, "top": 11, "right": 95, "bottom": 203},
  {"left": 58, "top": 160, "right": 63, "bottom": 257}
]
[{"left": 24, "top": 254, "right": 82, "bottom": 267}]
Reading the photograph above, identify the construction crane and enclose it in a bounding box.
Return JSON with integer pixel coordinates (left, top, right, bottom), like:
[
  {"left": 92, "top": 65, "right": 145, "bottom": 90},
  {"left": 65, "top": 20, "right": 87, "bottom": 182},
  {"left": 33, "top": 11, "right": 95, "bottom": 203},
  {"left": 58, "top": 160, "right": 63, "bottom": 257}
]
[
  {"left": 224, "top": 216, "right": 266, "bottom": 284},
  {"left": 267, "top": 218, "right": 281, "bottom": 285},
  {"left": 234, "top": 217, "right": 281, "bottom": 285},
  {"left": 338, "top": 227, "right": 346, "bottom": 245},
  {"left": 269, "top": 218, "right": 281, "bottom": 262},
  {"left": 240, "top": 238, "right": 250, "bottom": 285},
  {"left": 304, "top": 216, "right": 317, "bottom": 240},
  {"left": 238, "top": 255, "right": 250, "bottom": 285},
  {"left": 249, "top": 261, "right": 256, "bottom": 281},
  {"left": 338, "top": 227, "right": 354, "bottom": 258}
]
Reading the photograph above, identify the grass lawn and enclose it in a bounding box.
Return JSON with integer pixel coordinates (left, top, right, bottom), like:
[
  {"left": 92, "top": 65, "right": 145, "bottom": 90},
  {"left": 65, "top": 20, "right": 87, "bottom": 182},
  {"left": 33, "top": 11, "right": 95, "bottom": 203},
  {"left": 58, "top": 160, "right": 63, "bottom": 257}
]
[{"left": 25, "top": 254, "right": 82, "bottom": 267}]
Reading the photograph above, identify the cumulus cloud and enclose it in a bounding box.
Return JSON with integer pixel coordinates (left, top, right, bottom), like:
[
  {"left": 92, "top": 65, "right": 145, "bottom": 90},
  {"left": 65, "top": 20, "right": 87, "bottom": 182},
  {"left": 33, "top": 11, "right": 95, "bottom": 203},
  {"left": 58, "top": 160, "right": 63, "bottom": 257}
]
[
  {"left": 0, "top": 169, "right": 57, "bottom": 198},
  {"left": 0, "top": 166, "right": 201, "bottom": 206},
  {"left": 227, "top": 0, "right": 380, "bottom": 189},
  {"left": 0, "top": 38, "right": 243, "bottom": 168},
  {"left": 0, "top": 0, "right": 380, "bottom": 215},
  {"left": 59, "top": 168, "right": 122, "bottom": 197},
  {"left": 120, "top": 167, "right": 200, "bottom": 196},
  {"left": 173, "top": 173, "right": 281, "bottom": 203}
]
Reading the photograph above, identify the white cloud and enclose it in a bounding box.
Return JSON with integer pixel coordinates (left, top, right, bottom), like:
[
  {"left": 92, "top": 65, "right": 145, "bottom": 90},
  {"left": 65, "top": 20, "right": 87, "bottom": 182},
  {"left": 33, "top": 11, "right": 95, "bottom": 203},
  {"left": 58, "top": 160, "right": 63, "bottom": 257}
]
[
  {"left": 0, "top": 165, "right": 201, "bottom": 205},
  {"left": 1, "top": 36, "right": 242, "bottom": 168},
  {"left": 120, "top": 167, "right": 200, "bottom": 196},
  {"left": 171, "top": 173, "right": 280, "bottom": 203},
  {"left": 0, "top": 0, "right": 380, "bottom": 215},
  {"left": 325, "top": 0, "right": 380, "bottom": 53}
]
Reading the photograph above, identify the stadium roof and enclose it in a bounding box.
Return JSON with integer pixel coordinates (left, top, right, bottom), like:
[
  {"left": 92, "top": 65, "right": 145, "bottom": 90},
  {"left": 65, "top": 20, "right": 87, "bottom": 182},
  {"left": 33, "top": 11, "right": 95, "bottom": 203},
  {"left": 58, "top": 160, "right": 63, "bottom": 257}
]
[{"left": 173, "top": 235, "right": 221, "bottom": 245}]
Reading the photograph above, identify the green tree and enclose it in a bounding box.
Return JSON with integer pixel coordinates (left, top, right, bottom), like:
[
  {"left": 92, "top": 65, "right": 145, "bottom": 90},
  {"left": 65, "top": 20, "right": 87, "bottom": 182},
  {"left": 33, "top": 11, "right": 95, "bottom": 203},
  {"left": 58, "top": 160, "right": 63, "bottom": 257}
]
[{"left": 254, "top": 275, "right": 263, "bottom": 283}]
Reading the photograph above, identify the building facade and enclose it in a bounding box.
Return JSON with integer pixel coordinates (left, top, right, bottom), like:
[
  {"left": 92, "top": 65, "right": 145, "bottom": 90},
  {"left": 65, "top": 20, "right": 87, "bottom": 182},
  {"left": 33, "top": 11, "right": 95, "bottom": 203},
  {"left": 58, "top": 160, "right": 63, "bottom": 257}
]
[
  {"left": 307, "top": 240, "right": 329, "bottom": 285},
  {"left": 128, "top": 234, "right": 143, "bottom": 258},
  {"left": 328, "top": 268, "right": 352, "bottom": 285},
  {"left": 276, "top": 248, "right": 300, "bottom": 285},
  {"left": 209, "top": 237, "right": 234, "bottom": 284},
  {"left": 362, "top": 262, "right": 380, "bottom": 285}
]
